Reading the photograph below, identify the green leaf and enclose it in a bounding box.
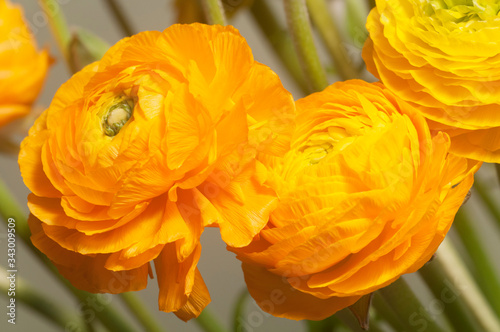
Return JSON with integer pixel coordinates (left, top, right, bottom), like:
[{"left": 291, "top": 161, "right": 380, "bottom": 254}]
[{"left": 68, "top": 28, "right": 110, "bottom": 73}]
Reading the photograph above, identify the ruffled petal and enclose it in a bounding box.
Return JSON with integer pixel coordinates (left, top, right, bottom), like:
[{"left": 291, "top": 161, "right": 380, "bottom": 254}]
[{"left": 242, "top": 263, "right": 361, "bottom": 321}]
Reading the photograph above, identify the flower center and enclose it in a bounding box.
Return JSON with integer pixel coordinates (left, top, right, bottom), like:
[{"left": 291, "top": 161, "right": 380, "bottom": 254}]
[
  {"left": 423, "top": 0, "right": 500, "bottom": 23},
  {"left": 298, "top": 126, "right": 353, "bottom": 164},
  {"left": 102, "top": 98, "right": 134, "bottom": 136}
]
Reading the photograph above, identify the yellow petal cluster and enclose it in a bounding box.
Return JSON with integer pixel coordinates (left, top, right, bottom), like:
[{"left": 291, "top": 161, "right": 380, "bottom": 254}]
[
  {"left": 230, "top": 80, "right": 479, "bottom": 320},
  {"left": 363, "top": 0, "right": 500, "bottom": 162},
  {"left": 19, "top": 23, "right": 294, "bottom": 320},
  {"left": 0, "top": 0, "right": 49, "bottom": 127}
]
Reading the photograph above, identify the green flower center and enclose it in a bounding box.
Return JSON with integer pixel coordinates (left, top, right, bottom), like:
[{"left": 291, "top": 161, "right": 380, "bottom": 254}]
[
  {"left": 298, "top": 126, "right": 357, "bottom": 165},
  {"left": 102, "top": 98, "right": 134, "bottom": 137},
  {"left": 423, "top": 0, "right": 500, "bottom": 23}
]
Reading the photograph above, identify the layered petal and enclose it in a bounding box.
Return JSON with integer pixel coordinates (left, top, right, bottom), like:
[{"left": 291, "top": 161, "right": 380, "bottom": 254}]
[
  {"left": 230, "top": 80, "right": 479, "bottom": 320},
  {"left": 19, "top": 23, "right": 294, "bottom": 320},
  {"left": 363, "top": 0, "right": 500, "bottom": 162}
]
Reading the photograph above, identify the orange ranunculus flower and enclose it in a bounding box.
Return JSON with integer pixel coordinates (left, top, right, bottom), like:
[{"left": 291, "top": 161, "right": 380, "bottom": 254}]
[
  {"left": 19, "top": 23, "right": 294, "bottom": 320},
  {"left": 0, "top": 0, "right": 49, "bottom": 127},
  {"left": 363, "top": 0, "right": 500, "bottom": 162},
  {"left": 229, "top": 80, "right": 479, "bottom": 320}
]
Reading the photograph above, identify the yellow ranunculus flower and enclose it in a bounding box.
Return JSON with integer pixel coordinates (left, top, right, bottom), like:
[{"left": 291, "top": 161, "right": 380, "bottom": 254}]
[
  {"left": 230, "top": 80, "right": 479, "bottom": 320},
  {"left": 0, "top": 0, "right": 49, "bottom": 127},
  {"left": 19, "top": 23, "right": 294, "bottom": 320},
  {"left": 363, "top": 0, "right": 500, "bottom": 162}
]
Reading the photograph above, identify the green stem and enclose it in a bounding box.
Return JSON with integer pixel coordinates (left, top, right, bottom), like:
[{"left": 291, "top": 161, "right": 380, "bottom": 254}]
[
  {"left": 195, "top": 306, "right": 229, "bottom": 332},
  {"left": 39, "top": 0, "right": 72, "bottom": 68},
  {"left": 334, "top": 308, "right": 386, "bottom": 332},
  {"left": 103, "top": 0, "right": 135, "bottom": 37},
  {"left": 453, "top": 210, "right": 500, "bottom": 318},
  {"left": 474, "top": 178, "right": 500, "bottom": 231},
  {"left": 0, "top": 268, "right": 89, "bottom": 331},
  {"left": 371, "top": 292, "right": 407, "bottom": 332},
  {"left": 418, "top": 258, "right": 484, "bottom": 332},
  {"left": 378, "top": 277, "right": 452, "bottom": 332},
  {"left": 0, "top": 178, "right": 136, "bottom": 332},
  {"left": 306, "top": 0, "right": 359, "bottom": 80},
  {"left": 250, "top": 0, "right": 309, "bottom": 95},
  {"left": 70, "top": 288, "right": 136, "bottom": 332},
  {"left": 284, "top": 0, "right": 329, "bottom": 92},
  {"left": 202, "top": 0, "right": 227, "bottom": 25},
  {"left": 232, "top": 289, "right": 249, "bottom": 332},
  {"left": 120, "top": 292, "right": 165, "bottom": 332},
  {"left": 431, "top": 238, "right": 500, "bottom": 332},
  {"left": 307, "top": 314, "right": 347, "bottom": 332},
  {"left": 0, "top": 180, "right": 30, "bottom": 241}
]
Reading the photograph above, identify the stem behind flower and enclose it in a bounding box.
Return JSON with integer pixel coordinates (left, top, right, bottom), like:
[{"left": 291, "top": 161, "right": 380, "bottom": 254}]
[
  {"left": 0, "top": 269, "right": 89, "bottom": 331},
  {"left": 418, "top": 258, "right": 483, "bottom": 332},
  {"left": 283, "top": 0, "right": 329, "bottom": 92},
  {"left": 195, "top": 306, "right": 229, "bottom": 332},
  {"left": 378, "top": 276, "right": 453, "bottom": 332},
  {"left": 306, "top": 0, "right": 359, "bottom": 80},
  {"left": 120, "top": 292, "right": 166, "bottom": 332},
  {"left": 103, "top": 0, "right": 135, "bottom": 37},
  {"left": 202, "top": 0, "right": 227, "bottom": 25},
  {"left": 250, "top": 0, "right": 310, "bottom": 95},
  {"left": 454, "top": 209, "right": 500, "bottom": 317},
  {"left": 430, "top": 238, "right": 500, "bottom": 332},
  {"left": 39, "top": 0, "right": 72, "bottom": 70}
]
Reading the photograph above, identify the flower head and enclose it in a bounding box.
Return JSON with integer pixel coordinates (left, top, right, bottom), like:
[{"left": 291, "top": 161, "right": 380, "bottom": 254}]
[
  {"left": 0, "top": 0, "right": 50, "bottom": 127},
  {"left": 19, "top": 23, "right": 294, "bottom": 320},
  {"left": 230, "top": 80, "right": 479, "bottom": 320},
  {"left": 363, "top": 0, "right": 500, "bottom": 162}
]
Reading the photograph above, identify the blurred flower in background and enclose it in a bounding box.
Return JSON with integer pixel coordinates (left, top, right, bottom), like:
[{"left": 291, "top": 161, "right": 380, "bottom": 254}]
[{"left": 0, "top": 0, "right": 49, "bottom": 128}]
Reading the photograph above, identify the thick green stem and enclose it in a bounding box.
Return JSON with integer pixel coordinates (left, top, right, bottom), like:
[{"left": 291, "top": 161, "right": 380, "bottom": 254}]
[
  {"left": 432, "top": 238, "right": 500, "bottom": 331},
  {"left": 453, "top": 210, "right": 500, "bottom": 318},
  {"left": 195, "top": 307, "right": 229, "bottom": 332},
  {"left": 103, "top": 0, "right": 135, "bottom": 37},
  {"left": 474, "top": 178, "right": 500, "bottom": 231},
  {"left": 284, "top": 0, "right": 329, "bottom": 92},
  {"left": 232, "top": 289, "right": 249, "bottom": 332},
  {"left": 250, "top": 0, "right": 309, "bottom": 95},
  {"left": 307, "top": 314, "right": 348, "bottom": 332},
  {"left": 306, "top": 0, "right": 359, "bottom": 80},
  {"left": 0, "top": 179, "right": 136, "bottom": 332},
  {"left": 378, "top": 277, "right": 452, "bottom": 332},
  {"left": 0, "top": 180, "right": 30, "bottom": 241},
  {"left": 0, "top": 269, "right": 89, "bottom": 331},
  {"left": 371, "top": 292, "right": 407, "bottom": 332},
  {"left": 120, "top": 292, "right": 165, "bottom": 332},
  {"left": 202, "top": 0, "right": 227, "bottom": 25},
  {"left": 418, "top": 258, "right": 484, "bottom": 332},
  {"left": 39, "top": 0, "right": 72, "bottom": 68}
]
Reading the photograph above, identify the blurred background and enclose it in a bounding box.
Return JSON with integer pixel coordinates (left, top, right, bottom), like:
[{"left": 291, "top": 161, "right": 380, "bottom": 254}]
[{"left": 1, "top": 1, "right": 500, "bottom": 332}]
